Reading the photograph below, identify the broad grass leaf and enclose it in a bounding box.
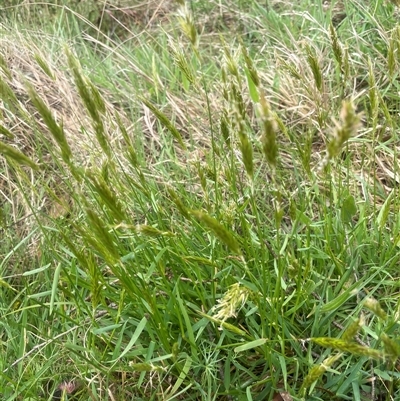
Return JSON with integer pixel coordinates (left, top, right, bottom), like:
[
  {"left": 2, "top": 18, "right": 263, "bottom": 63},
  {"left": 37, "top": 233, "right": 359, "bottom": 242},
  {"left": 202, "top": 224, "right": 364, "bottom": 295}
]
[{"left": 341, "top": 195, "right": 357, "bottom": 223}]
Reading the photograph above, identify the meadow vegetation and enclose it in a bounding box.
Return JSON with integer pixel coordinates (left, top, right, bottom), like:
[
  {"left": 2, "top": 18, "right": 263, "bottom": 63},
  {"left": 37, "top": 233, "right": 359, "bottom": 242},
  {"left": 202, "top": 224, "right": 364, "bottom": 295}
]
[{"left": 1, "top": 0, "right": 400, "bottom": 400}]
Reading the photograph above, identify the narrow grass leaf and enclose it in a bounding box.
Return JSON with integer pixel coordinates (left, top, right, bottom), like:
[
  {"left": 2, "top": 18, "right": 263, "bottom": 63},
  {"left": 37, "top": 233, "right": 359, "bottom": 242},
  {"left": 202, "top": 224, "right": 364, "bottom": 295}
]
[
  {"left": 0, "top": 53, "right": 12, "bottom": 79},
  {"left": 22, "top": 264, "right": 51, "bottom": 276},
  {"left": 165, "top": 356, "right": 192, "bottom": 400},
  {"left": 111, "top": 316, "right": 147, "bottom": 362},
  {"left": 50, "top": 263, "right": 62, "bottom": 315},
  {"left": 234, "top": 338, "right": 267, "bottom": 353},
  {"left": 377, "top": 189, "right": 394, "bottom": 230},
  {"left": 321, "top": 287, "right": 358, "bottom": 312},
  {"left": 245, "top": 67, "right": 260, "bottom": 102},
  {"left": 175, "top": 287, "right": 198, "bottom": 358}
]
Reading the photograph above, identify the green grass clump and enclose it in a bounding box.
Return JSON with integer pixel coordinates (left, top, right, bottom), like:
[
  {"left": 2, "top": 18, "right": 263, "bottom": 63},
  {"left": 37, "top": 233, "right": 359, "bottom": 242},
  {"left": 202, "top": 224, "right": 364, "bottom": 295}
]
[{"left": 1, "top": 0, "right": 400, "bottom": 400}]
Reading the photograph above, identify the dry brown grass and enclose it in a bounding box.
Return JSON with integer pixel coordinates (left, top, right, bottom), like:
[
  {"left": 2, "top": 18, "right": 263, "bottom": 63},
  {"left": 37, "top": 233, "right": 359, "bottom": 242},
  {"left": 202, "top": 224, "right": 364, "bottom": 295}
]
[{"left": 0, "top": 28, "right": 133, "bottom": 261}]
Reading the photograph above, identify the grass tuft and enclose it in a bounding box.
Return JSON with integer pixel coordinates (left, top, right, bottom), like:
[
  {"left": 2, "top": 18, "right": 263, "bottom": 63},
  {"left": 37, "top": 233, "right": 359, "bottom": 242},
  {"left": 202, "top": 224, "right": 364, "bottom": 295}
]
[{"left": 1, "top": 0, "right": 400, "bottom": 400}]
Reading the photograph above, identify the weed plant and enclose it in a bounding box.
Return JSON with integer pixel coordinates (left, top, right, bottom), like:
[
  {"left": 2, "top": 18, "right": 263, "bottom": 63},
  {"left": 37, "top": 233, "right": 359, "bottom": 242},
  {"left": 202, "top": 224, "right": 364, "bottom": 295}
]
[{"left": 1, "top": 1, "right": 400, "bottom": 400}]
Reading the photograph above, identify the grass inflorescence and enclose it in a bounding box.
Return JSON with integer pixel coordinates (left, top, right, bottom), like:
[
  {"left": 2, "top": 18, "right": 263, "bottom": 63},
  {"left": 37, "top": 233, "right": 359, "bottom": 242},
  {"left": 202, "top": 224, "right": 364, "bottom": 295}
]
[{"left": 1, "top": 0, "right": 400, "bottom": 400}]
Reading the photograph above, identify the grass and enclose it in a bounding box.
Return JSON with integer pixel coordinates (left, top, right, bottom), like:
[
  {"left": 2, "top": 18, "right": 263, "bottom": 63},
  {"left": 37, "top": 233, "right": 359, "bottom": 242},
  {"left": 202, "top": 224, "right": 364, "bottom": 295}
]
[{"left": 1, "top": 0, "right": 400, "bottom": 400}]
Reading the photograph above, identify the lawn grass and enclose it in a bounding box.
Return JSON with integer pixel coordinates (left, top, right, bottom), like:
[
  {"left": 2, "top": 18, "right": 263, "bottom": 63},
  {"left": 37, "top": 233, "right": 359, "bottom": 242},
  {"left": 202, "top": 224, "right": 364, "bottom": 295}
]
[{"left": 1, "top": 0, "right": 400, "bottom": 400}]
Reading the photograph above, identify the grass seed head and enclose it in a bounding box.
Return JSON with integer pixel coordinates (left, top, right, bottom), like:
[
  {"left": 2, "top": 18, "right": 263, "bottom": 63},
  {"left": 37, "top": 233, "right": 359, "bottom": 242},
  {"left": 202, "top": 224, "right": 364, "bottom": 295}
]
[
  {"left": 380, "top": 333, "right": 400, "bottom": 363},
  {"left": 342, "top": 315, "right": 365, "bottom": 342},
  {"left": 330, "top": 23, "right": 344, "bottom": 75},
  {"left": 235, "top": 110, "right": 254, "bottom": 180},
  {"left": 300, "top": 353, "right": 343, "bottom": 395},
  {"left": 213, "top": 283, "right": 251, "bottom": 322},
  {"left": 240, "top": 42, "right": 260, "bottom": 87},
  {"left": 0, "top": 140, "right": 39, "bottom": 170},
  {"left": 169, "top": 39, "right": 197, "bottom": 86},
  {"left": 327, "top": 100, "right": 361, "bottom": 160},
  {"left": 363, "top": 297, "right": 388, "bottom": 320},
  {"left": 26, "top": 83, "right": 72, "bottom": 164},
  {"left": 191, "top": 210, "right": 242, "bottom": 254},
  {"left": 305, "top": 44, "right": 323, "bottom": 92},
  {"left": 176, "top": 4, "right": 199, "bottom": 50},
  {"left": 258, "top": 93, "right": 278, "bottom": 168},
  {"left": 312, "top": 337, "right": 385, "bottom": 359}
]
